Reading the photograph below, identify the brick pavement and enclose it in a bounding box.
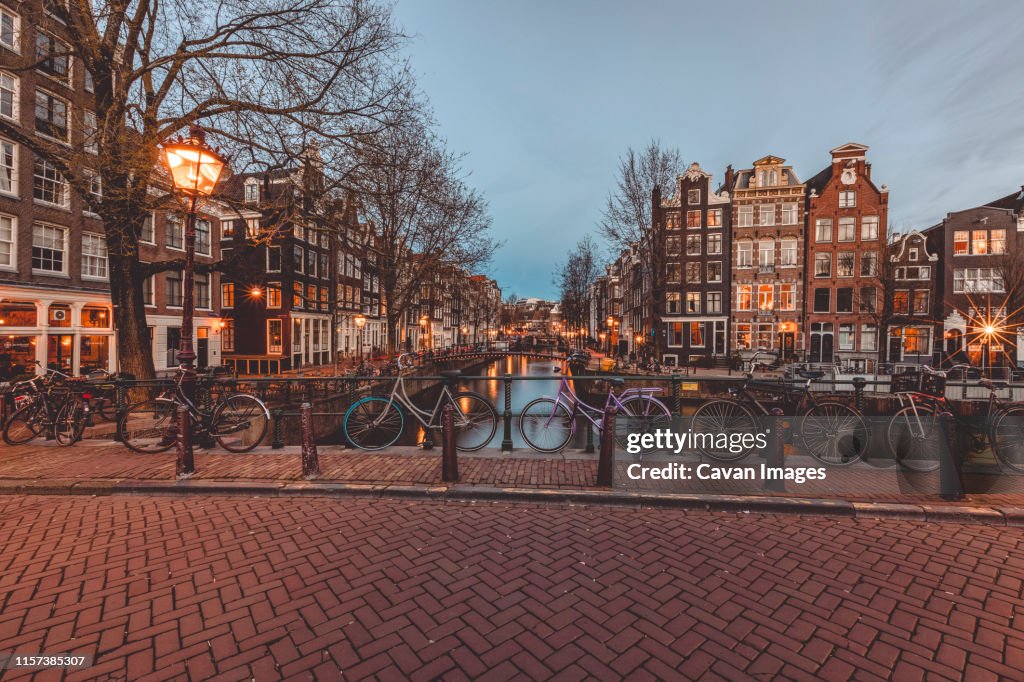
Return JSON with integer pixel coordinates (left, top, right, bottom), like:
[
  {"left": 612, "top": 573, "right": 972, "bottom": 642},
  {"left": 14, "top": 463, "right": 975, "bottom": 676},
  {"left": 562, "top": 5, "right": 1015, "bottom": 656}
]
[{"left": 0, "top": 495, "right": 1022, "bottom": 680}]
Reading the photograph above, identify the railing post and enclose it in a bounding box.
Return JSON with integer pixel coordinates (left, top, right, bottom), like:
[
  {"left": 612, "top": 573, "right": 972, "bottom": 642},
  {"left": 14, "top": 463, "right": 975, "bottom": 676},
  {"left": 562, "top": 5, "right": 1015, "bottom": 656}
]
[
  {"left": 584, "top": 417, "right": 595, "bottom": 454},
  {"left": 671, "top": 375, "right": 681, "bottom": 415},
  {"left": 764, "top": 407, "right": 786, "bottom": 493},
  {"left": 501, "top": 373, "right": 514, "bottom": 454},
  {"left": 597, "top": 405, "right": 616, "bottom": 487},
  {"left": 441, "top": 403, "right": 459, "bottom": 482},
  {"left": 271, "top": 409, "right": 285, "bottom": 449},
  {"left": 112, "top": 376, "right": 127, "bottom": 442},
  {"left": 300, "top": 402, "right": 320, "bottom": 479},
  {"left": 938, "top": 410, "right": 965, "bottom": 500},
  {"left": 851, "top": 377, "right": 866, "bottom": 414},
  {"left": 176, "top": 404, "right": 195, "bottom": 478}
]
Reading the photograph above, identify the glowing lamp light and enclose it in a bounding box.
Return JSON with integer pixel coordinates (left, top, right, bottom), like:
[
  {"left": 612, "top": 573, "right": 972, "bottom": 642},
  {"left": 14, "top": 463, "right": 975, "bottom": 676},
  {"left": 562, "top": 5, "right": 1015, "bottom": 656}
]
[
  {"left": 984, "top": 325, "right": 996, "bottom": 337},
  {"left": 162, "top": 126, "right": 226, "bottom": 197},
  {"left": 250, "top": 287, "right": 262, "bottom": 298},
  {"left": 355, "top": 314, "right": 366, "bottom": 329}
]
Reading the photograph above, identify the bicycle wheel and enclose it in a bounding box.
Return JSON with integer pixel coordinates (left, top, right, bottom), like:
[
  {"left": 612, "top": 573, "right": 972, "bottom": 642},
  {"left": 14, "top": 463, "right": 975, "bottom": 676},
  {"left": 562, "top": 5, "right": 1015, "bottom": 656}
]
[
  {"left": 616, "top": 395, "right": 672, "bottom": 451},
  {"left": 800, "top": 402, "right": 869, "bottom": 466},
  {"left": 519, "top": 398, "right": 574, "bottom": 453},
  {"left": 2, "top": 402, "right": 46, "bottom": 446},
  {"left": 212, "top": 394, "right": 269, "bottom": 453},
  {"left": 886, "top": 404, "right": 940, "bottom": 472},
  {"left": 690, "top": 399, "right": 758, "bottom": 462},
  {"left": 992, "top": 406, "right": 1024, "bottom": 473},
  {"left": 118, "top": 399, "right": 179, "bottom": 453},
  {"left": 54, "top": 398, "right": 88, "bottom": 446},
  {"left": 343, "top": 397, "right": 404, "bottom": 450},
  {"left": 451, "top": 391, "right": 498, "bottom": 452}
]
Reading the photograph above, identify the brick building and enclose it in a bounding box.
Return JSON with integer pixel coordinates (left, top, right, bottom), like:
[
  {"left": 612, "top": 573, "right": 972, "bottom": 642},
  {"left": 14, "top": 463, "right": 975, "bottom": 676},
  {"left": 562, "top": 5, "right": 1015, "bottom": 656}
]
[
  {"left": 884, "top": 230, "right": 939, "bottom": 366},
  {"left": 804, "top": 143, "right": 889, "bottom": 371}
]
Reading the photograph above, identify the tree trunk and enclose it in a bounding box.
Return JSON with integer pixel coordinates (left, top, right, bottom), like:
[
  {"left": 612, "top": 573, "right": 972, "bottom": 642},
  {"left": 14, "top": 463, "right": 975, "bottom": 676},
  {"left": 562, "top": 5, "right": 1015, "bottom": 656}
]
[{"left": 105, "top": 212, "right": 157, "bottom": 381}]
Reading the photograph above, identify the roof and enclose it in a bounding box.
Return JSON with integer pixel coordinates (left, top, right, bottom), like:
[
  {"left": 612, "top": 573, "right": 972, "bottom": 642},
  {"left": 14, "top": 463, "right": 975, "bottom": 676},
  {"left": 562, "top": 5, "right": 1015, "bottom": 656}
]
[
  {"left": 984, "top": 187, "right": 1024, "bottom": 213},
  {"left": 804, "top": 165, "right": 833, "bottom": 196},
  {"left": 731, "top": 166, "right": 802, "bottom": 190}
]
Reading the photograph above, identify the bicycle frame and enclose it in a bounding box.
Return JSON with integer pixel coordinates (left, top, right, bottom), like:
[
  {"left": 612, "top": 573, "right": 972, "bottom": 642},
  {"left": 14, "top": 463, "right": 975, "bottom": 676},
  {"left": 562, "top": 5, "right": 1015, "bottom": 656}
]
[
  {"left": 375, "top": 374, "right": 469, "bottom": 431},
  {"left": 544, "top": 375, "right": 662, "bottom": 430},
  {"left": 735, "top": 376, "right": 818, "bottom": 416}
]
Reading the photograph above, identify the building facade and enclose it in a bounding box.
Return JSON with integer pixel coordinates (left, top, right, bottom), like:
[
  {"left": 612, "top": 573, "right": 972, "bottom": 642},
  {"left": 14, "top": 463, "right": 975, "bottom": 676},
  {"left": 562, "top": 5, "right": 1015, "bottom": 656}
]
[{"left": 885, "top": 230, "right": 939, "bottom": 366}]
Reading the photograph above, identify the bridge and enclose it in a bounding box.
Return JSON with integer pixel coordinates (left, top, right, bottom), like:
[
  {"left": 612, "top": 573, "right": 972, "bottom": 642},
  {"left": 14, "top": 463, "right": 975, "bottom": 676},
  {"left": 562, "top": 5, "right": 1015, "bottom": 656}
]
[{"left": 417, "top": 348, "right": 571, "bottom": 366}]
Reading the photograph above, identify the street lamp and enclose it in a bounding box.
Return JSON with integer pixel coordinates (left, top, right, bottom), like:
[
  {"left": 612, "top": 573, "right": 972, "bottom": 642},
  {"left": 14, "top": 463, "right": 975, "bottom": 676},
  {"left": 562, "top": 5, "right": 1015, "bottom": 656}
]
[
  {"left": 354, "top": 314, "right": 366, "bottom": 365},
  {"left": 419, "top": 315, "right": 429, "bottom": 350},
  {"left": 161, "top": 125, "right": 226, "bottom": 466}
]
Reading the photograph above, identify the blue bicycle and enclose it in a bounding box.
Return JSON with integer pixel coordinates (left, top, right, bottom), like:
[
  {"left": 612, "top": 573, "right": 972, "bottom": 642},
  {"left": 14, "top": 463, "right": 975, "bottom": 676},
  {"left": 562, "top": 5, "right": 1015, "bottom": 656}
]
[{"left": 342, "top": 354, "right": 498, "bottom": 451}]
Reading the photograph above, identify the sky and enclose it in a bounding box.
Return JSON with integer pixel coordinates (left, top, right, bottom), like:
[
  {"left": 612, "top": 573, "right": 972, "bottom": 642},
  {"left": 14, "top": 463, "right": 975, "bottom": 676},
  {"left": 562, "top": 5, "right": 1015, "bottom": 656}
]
[{"left": 390, "top": 0, "right": 1024, "bottom": 301}]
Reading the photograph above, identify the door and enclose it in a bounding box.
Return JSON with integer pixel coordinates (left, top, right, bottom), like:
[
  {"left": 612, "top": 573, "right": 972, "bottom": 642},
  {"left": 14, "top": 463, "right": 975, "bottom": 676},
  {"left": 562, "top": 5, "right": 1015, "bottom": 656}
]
[
  {"left": 780, "top": 332, "right": 795, "bottom": 356},
  {"left": 47, "top": 335, "right": 74, "bottom": 374},
  {"left": 809, "top": 334, "right": 821, "bottom": 363},
  {"left": 889, "top": 335, "right": 903, "bottom": 363},
  {"left": 196, "top": 327, "right": 209, "bottom": 368},
  {"left": 714, "top": 322, "right": 726, "bottom": 355},
  {"left": 821, "top": 333, "right": 834, "bottom": 364}
]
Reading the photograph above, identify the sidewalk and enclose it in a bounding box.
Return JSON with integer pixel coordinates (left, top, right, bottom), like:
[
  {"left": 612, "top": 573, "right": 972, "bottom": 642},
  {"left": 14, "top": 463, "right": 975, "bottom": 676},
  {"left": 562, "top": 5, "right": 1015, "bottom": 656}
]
[{"left": 3, "top": 441, "right": 1024, "bottom": 524}]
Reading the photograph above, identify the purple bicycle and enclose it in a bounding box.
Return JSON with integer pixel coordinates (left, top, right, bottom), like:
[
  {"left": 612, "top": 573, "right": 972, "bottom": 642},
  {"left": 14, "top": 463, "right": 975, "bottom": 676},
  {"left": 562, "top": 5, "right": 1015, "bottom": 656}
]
[{"left": 519, "top": 373, "right": 671, "bottom": 453}]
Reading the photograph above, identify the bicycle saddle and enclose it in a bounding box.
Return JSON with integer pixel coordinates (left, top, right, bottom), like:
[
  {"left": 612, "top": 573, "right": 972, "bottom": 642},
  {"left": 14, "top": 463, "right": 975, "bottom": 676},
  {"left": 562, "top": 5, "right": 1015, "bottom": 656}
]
[
  {"left": 979, "top": 378, "right": 1007, "bottom": 389},
  {"left": 607, "top": 377, "right": 625, "bottom": 387},
  {"left": 798, "top": 370, "right": 825, "bottom": 380},
  {"left": 439, "top": 370, "right": 462, "bottom": 379}
]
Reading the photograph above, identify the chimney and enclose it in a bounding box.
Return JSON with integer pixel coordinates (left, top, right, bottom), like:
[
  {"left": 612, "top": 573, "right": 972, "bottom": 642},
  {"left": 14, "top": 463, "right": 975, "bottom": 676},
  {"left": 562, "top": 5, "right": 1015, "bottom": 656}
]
[
  {"left": 724, "top": 165, "right": 735, "bottom": 191},
  {"left": 865, "top": 162, "right": 872, "bottom": 181}
]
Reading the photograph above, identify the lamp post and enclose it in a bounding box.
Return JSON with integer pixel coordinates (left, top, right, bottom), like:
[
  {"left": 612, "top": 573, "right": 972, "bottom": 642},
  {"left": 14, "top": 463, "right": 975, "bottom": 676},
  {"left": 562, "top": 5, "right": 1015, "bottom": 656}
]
[
  {"left": 419, "top": 315, "right": 429, "bottom": 350},
  {"left": 355, "top": 314, "right": 366, "bottom": 365},
  {"left": 161, "top": 125, "right": 226, "bottom": 462}
]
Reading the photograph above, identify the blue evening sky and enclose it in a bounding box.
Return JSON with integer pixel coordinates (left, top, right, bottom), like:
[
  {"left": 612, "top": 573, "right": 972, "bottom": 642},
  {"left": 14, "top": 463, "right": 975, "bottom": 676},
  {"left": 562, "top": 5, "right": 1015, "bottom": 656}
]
[{"left": 391, "top": 0, "right": 1024, "bottom": 300}]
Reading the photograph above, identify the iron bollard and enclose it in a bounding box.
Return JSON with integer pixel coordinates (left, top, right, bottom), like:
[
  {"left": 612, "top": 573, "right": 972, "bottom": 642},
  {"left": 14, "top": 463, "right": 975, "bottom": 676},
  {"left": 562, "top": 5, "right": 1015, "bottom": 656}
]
[
  {"left": 112, "top": 377, "right": 127, "bottom": 442},
  {"left": 764, "top": 408, "right": 786, "bottom": 492},
  {"left": 176, "top": 404, "right": 195, "bottom": 478},
  {"left": 441, "top": 403, "right": 459, "bottom": 482},
  {"left": 300, "top": 402, "right": 320, "bottom": 479},
  {"left": 584, "top": 418, "right": 595, "bottom": 454},
  {"left": 937, "top": 410, "right": 965, "bottom": 500},
  {"left": 501, "top": 373, "right": 514, "bottom": 453},
  {"left": 851, "top": 377, "right": 866, "bottom": 414},
  {"left": 597, "top": 405, "right": 617, "bottom": 487},
  {"left": 271, "top": 409, "right": 285, "bottom": 449},
  {"left": 671, "top": 375, "right": 681, "bottom": 415}
]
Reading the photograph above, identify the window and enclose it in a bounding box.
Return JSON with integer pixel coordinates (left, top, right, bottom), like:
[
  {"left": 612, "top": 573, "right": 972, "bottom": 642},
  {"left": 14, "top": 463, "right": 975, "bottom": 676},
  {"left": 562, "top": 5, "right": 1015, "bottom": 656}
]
[
  {"left": 666, "top": 263, "right": 681, "bottom": 283},
  {"left": 953, "top": 231, "right": 969, "bottom": 256},
  {"left": 814, "top": 253, "right": 831, "bottom": 277},
  {"left": 860, "top": 252, "right": 878, "bottom": 277},
  {"left": 893, "top": 290, "right": 909, "bottom": 314},
  {"left": 0, "top": 9, "right": 18, "bottom": 52},
  {"left": 972, "top": 230, "right": 988, "bottom": 255},
  {"left": 244, "top": 180, "right": 259, "bottom": 203},
  {"left": 0, "top": 138, "right": 15, "bottom": 195},
  {"left": 86, "top": 169, "right": 101, "bottom": 200},
  {"left": 664, "top": 212, "right": 679, "bottom": 230},
  {"left": 862, "top": 216, "right": 879, "bottom": 240},
  {"left": 685, "top": 262, "right": 701, "bottom": 284},
  {"left": 737, "top": 285, "right": 752, "bottom": 311},
  {"left": 81, "top": 233, "right": 107, "bottom": 279},
  {"left": 0, "top": 214, "right": 14, "bottom": 269},
  {"left": 781, "top": 203, "right": 797, "bottom": 225},
  {"left": 666, "top": 292, "right": 681, "bottom": 314},
  {"left": 813, "top": 288, "right": 830, "bottom": 313},
  {"left": 757, "top": 284, "right": 773, "bottom": 311},
  {"left": 166, "top": 328, "right": 180, "bottom": 367},
  {"left": 293, "top": 281, "right": 303, "bottom": 308},
  {"left": 221, "top": 220, "right": 235, "bottom": 239},
  {"left": 166, "top": 272, "right": 183, "bottom": 307},
  {"left": 707, "top": 261, "right": 722, "bottom": 282},
  {"left": 267, "top": 319, "right": 283, "bottom": 354},
  {"left": 991, "top": 230, "right": 1006, "bottom": 254},
  {"left": 908, "top": 248, "right": 919, "bottom": 262},
  {"left": 686, "top": 234, "right": 701, "bottom": 255},
  {"left": 736, "top": 242, "right": 753, "bottom": 267},
  {"left": 166, "top": 215, "right": 183, "bottom": 249},
  {"left": 758, "top": 239, "right": 774, "bottom": 268},
  {"left": 815, "top": 219, "right": 833, "bottom": 242},
  {"left": 707, "top": 233, "right": 722, "bottom": 255},
  {"left": 666, "top": 236, "right": 680, "bottom": 255},
  {"left": 707, "top": 208, "right": 722, "bottom": 227},
  {"left": 779, "top": 284, "right": 795, "bottom": 311},
  {"left": 221, "top": 283, "right": 235, "bottom": 308},
  {"left": 904, "top": 328, "right": 927, "bottom": 354},
  {"left": 36, "top": 90, "right": 69, "bottom": 140},
  {"left": 954, "top": 268, "right": 1005, "bottom": 293},
  {"left": 31, "top": 223, "right": 66, "bottom": 273},
  {"left": 267, "top": 283, "right": 281, "bottom": 308},
  {"left": 222, "top": 320, "right": 234, "bottom": 352},
  {"left": 34, "top": 155, "right": 67, "bottom": 206},
  {"left": 267, "top": 246, "right": 281, "bottom": 272},
  {"left": 138, "top": 213, "right": 155, "bottom": 244},
  {"left": 689, "top": 322, "right": 705, "bottom": 347},
  {"left": 861, "top": 324, "right": 877, "bottom": 352},
  {"left": 759, "top": 204, "right": 775, "bottom": 226},
  {"left": 780, "top": 239, "right": 797, "bottom": 267},
  {"left": 839, "top": 191, "right": 856, "bottom": 208},
  {"left": 306, "top": 249, "right": 316, "bottom": 277},
  {"left": 837, "top": 252, "right": 855, "bottom": 277},
  {"left": 84, "top": 68, "right": 93, "bottom": 93},
  {"left": 860, "top": 287, "right": 877, "bottom": 313},
  {"left": 293, "top": 245, "right": 304, "bottom": 273},
  {"left": 686, "top": 292, "right": 700, "bottom": 314},
  {"left": 913, "top": 290, "right": 929, "bottom": 315},
  {"left": 667, "top": 322, "right": 683, "bottom": 347},
  {"left": 195, "top": 219, "right": 211, "bottom": 256},
  {"left": 707, "top": 292, "right": 722, "bottom": 314},
  {"left": 143, "top": 276, "right": 154, "bottom": 306},
  {"left": 82, "top": 111, "right": 97, "bottom": 153},
  {"left": 686, "top": 210, "right": 701, "bottom": 229},
  {"left": 737, "top": 206, "right": 753, "bottom": 227},
  {"left": 0, "top": 72, "right": 16, "bottom": 120},
  {"left": 838, "top": 217, "right": 855, "bottom": 242},
  {"left": 837, "top": 288, "right": 853, "bottom": 313},
  {"left": 35, "top": 32, "right": 69, "bottom": 83},
  {"left": 194, "top": 274, "right": 210, "bottom": 309},
  {"left": 735, "top": 323, "right": 752, "bottom": 350},
  {"left": 246, "top": 218, "right": 260, "bottom": 239},
  {"left": 839, "top": 324, "right": 855, "bottom": 351},
  {"left": 687, "top": 189, "right": 700, "bottom": 204}
]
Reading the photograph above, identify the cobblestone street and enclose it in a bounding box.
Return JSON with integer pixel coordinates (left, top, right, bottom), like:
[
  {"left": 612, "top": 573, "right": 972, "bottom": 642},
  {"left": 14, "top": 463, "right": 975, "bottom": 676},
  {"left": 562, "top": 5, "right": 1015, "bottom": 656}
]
[{"left": 1, "top": 494, "right": 1022, "bottom": 680}]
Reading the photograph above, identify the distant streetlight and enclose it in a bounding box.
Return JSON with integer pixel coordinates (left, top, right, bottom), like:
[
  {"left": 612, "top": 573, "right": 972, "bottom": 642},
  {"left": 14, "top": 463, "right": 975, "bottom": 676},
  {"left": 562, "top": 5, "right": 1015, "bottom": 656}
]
[{"left": 355, "top": 314, "right": 366, "bottom": 364}]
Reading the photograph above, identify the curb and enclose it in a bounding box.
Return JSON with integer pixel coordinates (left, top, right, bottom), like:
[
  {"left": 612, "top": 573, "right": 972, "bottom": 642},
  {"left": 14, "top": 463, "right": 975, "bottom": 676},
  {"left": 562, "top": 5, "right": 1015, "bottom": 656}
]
[{"left": 0, "top": 478, "right": 1020, "bottom": 525}]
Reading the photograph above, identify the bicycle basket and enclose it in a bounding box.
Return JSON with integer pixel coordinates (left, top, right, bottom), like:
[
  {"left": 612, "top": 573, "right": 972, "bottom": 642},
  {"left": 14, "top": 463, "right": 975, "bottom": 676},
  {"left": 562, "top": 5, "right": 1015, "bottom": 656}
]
[
  {"left": 889, "top": 372, "right": 920, "bottom": 393},
  {"left": 920, "top": 372, "right": 947, "bottom": 397}
]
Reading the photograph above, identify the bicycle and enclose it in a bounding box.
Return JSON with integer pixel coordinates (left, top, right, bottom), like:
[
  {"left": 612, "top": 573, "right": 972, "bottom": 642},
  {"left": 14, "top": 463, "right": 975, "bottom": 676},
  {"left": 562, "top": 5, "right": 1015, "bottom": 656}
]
[
  {"left": 3, "top": 364, "right": 91, "bottom": 446},
  {"left": 117, "top": 365, "right": 269, "bottom": 453},
  {"left": 886, "top": 364, "right": 1024, "bottom": 472},
  {"left": 342, "top": 353, "right": 498, "bottom": 451},
  {"left": 691, "top": 352, "right": 869, "bottom": 465},
  {"left": 519, "top": 369, "right": 671, "bottom": 454}
]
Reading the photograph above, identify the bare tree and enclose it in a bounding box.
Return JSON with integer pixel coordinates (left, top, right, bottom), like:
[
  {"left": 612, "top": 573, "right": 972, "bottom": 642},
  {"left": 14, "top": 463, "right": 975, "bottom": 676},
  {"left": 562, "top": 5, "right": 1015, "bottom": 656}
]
[
  {"left": 556, "top": 235, "right": 600, "bottom": 349},
  {"left": 0, "top": 0, "right": 411, "bottom": 378},
  {"left": 598, "top": 140, "right": 683, "bottom": 341}
]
